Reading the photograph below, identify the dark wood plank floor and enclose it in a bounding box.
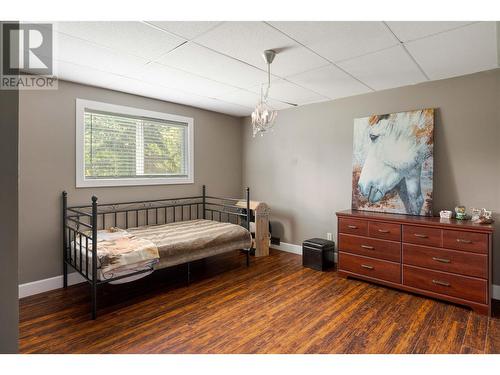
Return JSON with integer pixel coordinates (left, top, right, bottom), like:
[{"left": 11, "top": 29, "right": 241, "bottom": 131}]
[{"left": 19, "top": 249, "right": 500, "bottom": 354}]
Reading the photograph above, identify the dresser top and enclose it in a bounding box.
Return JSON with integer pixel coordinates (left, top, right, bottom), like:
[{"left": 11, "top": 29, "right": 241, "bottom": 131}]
[{"left": 336, "top": 209, "right": 495, "bottom": 233}]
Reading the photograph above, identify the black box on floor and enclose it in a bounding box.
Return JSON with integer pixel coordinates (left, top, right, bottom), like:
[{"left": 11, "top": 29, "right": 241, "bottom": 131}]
[{"left": 302, "top": 238, "right": 335, "bottom": 271}]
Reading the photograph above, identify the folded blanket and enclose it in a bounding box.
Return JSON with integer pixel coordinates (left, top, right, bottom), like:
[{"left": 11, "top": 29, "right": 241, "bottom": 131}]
[{"left": 73, "top": 228, "right": 159, "bottom": 280}]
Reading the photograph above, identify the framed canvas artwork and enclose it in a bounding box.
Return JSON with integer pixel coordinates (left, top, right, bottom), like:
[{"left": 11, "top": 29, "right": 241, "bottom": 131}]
[{"left": 352, "top": 108, "right": 434, "bottom": 216}]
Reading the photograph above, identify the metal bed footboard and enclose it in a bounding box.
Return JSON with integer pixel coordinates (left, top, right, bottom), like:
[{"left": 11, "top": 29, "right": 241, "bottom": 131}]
[{"left": 62, "top": 185, "right": 251, "bottom": 319}]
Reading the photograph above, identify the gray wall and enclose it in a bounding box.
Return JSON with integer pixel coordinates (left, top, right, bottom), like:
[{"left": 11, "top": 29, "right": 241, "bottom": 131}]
[
  {"left": 19, "top": 80, "right": 243, "bottom": 284},
  {"left": 242, "top": 69, "right": 500, "bottom": 284},
  {"left": 0, "top": 48, "right": 19, "bottom": 351}
]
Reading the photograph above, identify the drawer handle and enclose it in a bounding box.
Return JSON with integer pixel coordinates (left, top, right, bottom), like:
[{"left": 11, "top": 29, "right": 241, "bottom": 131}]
[
  {"left": 348, "top": 225, "right": 358, "bottom": 229},
  {"left": 378, "top": 229, "right": 390, "bottom": 233},
  {"left": 456, "top": 238, "right": 472, "bottom": 244},
  {"left": 414, "top": 233, "right": 428, "bottom": 238},
  {"left": 432, "top": 257, "right": 451, "bottom": 263},
  {"left": 432, "top": 279, "right": 450, "bottom": 287},
  {"left": 361, "top": 264, "right": 374, "bottom": 270},
  {"left": 361, "top": 245, "right": 374, "bottom": 250}
]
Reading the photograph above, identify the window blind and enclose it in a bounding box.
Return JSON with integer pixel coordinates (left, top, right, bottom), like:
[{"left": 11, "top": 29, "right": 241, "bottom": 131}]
[{"left": 84, "top": 110, "right": 188, "bottom": 179}]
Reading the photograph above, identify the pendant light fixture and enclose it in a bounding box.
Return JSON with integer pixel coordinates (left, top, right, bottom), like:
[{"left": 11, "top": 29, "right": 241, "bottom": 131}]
[{"left": 252, "top": 49, "right": 278, "bottom": 137}]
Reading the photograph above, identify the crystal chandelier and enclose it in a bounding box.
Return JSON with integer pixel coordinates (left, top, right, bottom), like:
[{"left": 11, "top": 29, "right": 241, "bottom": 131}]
[{"left": 252, "top": 50, "right": 278, "bottom": 137}]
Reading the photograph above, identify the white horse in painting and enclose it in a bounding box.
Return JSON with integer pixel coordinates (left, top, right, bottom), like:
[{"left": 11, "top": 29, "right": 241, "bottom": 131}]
[{"left": 357, "top": 110, "right": 433, "bottom": 215}]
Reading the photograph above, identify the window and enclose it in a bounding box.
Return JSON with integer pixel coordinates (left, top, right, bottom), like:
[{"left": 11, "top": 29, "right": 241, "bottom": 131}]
[{"left": 76, "top": 99, "right": 193, "bottom": 187}]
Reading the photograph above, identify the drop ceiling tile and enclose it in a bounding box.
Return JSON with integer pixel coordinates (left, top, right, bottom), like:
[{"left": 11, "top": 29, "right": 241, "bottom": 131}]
[
  {"left": 156, "top": 42, "right": 268, "bottom": 89},
  {"left": 268, "top": 21, "right": 398, "bottom": 62},
  {"left": 190, "top": 98, "right": 252, "bottom": 117},
  {"left": 404, "top": 22, "right": 498, "bottom": 80},
  {"left": 104, "top": 75, "right": 251, "bottom": 116},
  {"left": 338, "top": 45, "right": 427, "bottom": 91},
  {"left": 193, "top": 21, "right": 327, "bottom": 76},
  {"left": 248, "top": 79, "right": 328, "bottom": 106},
  {"left": 147, "top": 21, "right": 222, "bottom": 40},
  {"left": 100, "top": 76, "right": 183, "bottom": 102},
  {"left": 214, "top": 88, "right": 293, "bottom": 110},
  {"left": 54, "top": 21, "right": 185, "bottom": 60},
  {"left": 53, "top": 60, "right": 118, "bottom": 87},
  {"left": 271, "top": 46, "right": 330, "bottom": 77},
  {"left": 194, "top": 21, "right": 294, "bottom": 65},
  {"left": 385, "top": 21, "right": 475, "bottom": 42},
  {"left": 53, "top": 32, "right": 149, "bottom": 76},
  {"left": 132, "top": 62, "right": 237, "bottom": 97},
  {"left": 287, "top": 64, "right": 371, "bottom": 99}
]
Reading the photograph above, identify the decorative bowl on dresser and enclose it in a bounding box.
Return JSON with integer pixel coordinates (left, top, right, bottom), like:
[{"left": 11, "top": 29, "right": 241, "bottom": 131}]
[{"left": 336, "top": 210, "right": 495, "bottom": 315}]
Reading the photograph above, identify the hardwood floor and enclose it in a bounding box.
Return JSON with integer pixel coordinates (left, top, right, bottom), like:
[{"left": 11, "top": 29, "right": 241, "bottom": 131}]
[{"left": 19, "top": 249, "right": 500, "bottom": 354}]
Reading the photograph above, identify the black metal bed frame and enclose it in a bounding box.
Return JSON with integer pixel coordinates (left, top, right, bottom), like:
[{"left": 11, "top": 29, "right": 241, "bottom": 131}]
[{"left": 62, "top": 185, "right": 251, "bottom": 319}]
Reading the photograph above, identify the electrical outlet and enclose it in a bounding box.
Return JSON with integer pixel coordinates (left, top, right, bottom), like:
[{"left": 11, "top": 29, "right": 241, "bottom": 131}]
[{"left": 327, "top": 232, "right": 333, "bottom": 241}]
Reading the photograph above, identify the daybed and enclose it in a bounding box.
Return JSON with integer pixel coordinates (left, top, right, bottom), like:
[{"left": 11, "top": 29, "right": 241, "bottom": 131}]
[{"left": 63, "top": 185, "right": 252, "bottom": 319}]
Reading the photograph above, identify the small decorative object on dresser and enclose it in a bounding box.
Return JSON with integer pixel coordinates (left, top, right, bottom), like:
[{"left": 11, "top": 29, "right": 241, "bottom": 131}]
[
  {"left": 302, "top": 238, "right": 335, "bottom": 271},
  {"left": 336, "top": 210, "right": 494, "bottom": 315},
  {"left": 478, "top": 210, "right": 494, "bottom": 224},
  {"left": 455, "top": 205, "right": 468, "bottom": 220},
  {"left": 470, "top": 208, "right": 483, "bottom": 222},
  {"left": 470, "top": 208, "right": 494, "bottom": 224},
  {"left": 439, "top": 210, "right": 452, "bottom": 219}
]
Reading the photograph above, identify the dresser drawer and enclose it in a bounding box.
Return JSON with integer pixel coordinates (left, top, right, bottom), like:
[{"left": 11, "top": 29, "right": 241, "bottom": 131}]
[
  {"left": 402, "top": 243, "right": 487, "bottom": 279},
  {"left": 403, "top": 225, "right": 442, "bottom": 247},
  {"left": 339, "top": 234, "right": 401, "bottom": 262},
  {"left": 403, "top": 265, "right": 487, "bottom": 304},
  {"left": 339, "top": 218, "right": 368, "bottom": 236},
  {"left": 339, "top": 252, "right": 401, "bottom": 284},
  {"left": 369, "top": 221, "right": 401, "bottom": 241},
  {"left": 442, "top": 230, "right": 488, "bottom": 254}
]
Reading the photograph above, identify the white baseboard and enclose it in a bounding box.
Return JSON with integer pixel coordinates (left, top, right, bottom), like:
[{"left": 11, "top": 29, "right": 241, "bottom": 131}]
[
  {"left": 19, "top": 272, "right": 85, "bottom": 299},
  {"left": 271, "top": 242, "right": 338, "bottom": 263},
  {"left": 271, "top": 242, "right": 302, "bottom": 255}
]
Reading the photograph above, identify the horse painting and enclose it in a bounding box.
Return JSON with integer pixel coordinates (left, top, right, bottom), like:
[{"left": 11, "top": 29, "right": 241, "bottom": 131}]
[{"left": 352, "top": 108, "right": 434, "bottom": 216}]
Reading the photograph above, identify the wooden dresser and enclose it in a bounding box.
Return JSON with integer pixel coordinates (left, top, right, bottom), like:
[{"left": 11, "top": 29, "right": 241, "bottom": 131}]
[{"left": 336, "top": 210, "right": 494, "bottom": 315}]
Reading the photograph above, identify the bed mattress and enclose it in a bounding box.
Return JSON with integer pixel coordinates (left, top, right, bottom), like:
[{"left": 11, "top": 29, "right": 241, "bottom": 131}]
[
  {"left": 71, "top": 219, "right": 252, "bottom": 283},
  {"left": 128, "top": 219, "right": 253, "bottom": 270}
]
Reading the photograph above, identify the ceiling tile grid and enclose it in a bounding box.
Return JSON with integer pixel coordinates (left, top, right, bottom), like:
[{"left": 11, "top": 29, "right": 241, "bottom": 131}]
[
  {"left": 403, "top": 22, "right": 498, "bottom": 80},
  {"left": 385, "top": 21, "right": 476, "bottom": 43},
  {"left": 337, "top": 45, "right": 428, "bottom": 91},
  {"left": 286, "top": 64, "right": 371, "bottom": 99},
  {"left": 104, "top": 75, "right": 252, "bottom": 117},
  {"left": 268, "top": 21, "right": 400, "bottom": 63},
  {"left": 154, "top": 42, "right": 269, "bottom": 89},
  {"left": 247, "top": 78, "right": 329, "bottom": 106},
  {"left": 146, "top": 21, "right": 222, "bottom": 40},
  {"left": 52, "top": 31, "right": 150, "bottom": 77},
  {"left": 131, "top": 62, "right": 237, "bottom": 98},
  {"left": 54, "top": 21, "right": 186, "bottom": 61},
  {"left": 194, "top": 22, "right": 292, "bottom": 68},
  {"left": 52, "top": 60, "right": 119, "bottom": 88},
  {"left": 44, "top": 21, "right": 499, "bottom": 117},
  {"left": 214, "top": 88, "right": 294, "bottom": 110}
]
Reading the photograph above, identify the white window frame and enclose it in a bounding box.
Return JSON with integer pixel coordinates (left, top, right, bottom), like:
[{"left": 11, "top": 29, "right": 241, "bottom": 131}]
[{"left": 76, "top": 98, "right": 194, "bottom": 188}]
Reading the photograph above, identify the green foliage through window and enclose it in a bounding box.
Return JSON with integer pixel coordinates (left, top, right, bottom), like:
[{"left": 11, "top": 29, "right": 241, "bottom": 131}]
[{"left": 84, "top": 111, "right": 187, "bottom": 179}]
